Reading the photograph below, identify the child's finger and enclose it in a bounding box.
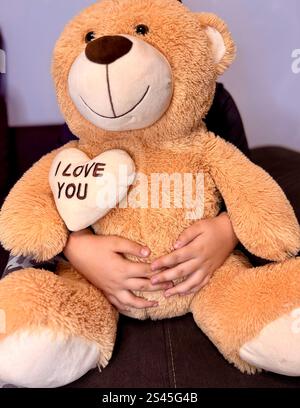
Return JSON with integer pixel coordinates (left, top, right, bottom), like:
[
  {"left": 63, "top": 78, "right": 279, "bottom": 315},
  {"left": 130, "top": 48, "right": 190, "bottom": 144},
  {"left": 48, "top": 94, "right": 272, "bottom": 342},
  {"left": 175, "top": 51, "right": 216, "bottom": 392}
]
[
  {"left": 119, "top": 291, "right": 159, "bottom": 309},
  {"left": 180, "top": 276, "right": 211, "bottom": 296},
  {"left": 151, "top": 259, "right": 198, "bottom": 284},
  {"left": 106, "top": 294, "right": 129, "bottom": 312},
  {"left": 126, "top": 260, "right": 153, "bottom": 277},
  {"left": 151, "top": 246, "right": 196, "bottom": 271},
  {"left": 126, "top": 278, "right": 173, "bottom": 292},
  {"left": 164, "top": 273, "right": 202, "bottom": 297},
  {"left": 111, "top": 236, "right": 150, "bottom": 258},
  {"left": 174, "top": 221, "right": 205, "bottom": 249}
]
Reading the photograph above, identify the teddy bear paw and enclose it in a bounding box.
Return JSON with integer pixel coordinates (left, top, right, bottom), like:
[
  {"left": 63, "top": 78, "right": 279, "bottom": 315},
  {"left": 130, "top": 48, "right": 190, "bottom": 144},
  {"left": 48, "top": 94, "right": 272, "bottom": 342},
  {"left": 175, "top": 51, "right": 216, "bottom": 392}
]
[
  {"left": 0, "top": 328, "right": 101, "bottom": 388},
  {"left": 239, "top": 309, "right": 300, "bottom": 376}
]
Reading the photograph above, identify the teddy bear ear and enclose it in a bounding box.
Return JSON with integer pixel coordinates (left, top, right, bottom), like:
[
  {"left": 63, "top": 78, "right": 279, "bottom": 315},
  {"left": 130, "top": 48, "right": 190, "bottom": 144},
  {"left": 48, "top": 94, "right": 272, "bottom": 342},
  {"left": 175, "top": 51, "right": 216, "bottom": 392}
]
[{"left": 197, "top": 12, "right": 236, "bottom": 76}]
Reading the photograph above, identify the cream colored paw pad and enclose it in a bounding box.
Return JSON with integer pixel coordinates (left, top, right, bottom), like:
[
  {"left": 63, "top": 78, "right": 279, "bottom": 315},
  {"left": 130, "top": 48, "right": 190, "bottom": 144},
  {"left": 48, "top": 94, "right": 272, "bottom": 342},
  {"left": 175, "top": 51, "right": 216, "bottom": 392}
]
[
  {"left": 240, "top": 310, "right": 300, "bottom": 376},
  {"left": 0, "top": 328, "right": 100, "bottom": 387}
]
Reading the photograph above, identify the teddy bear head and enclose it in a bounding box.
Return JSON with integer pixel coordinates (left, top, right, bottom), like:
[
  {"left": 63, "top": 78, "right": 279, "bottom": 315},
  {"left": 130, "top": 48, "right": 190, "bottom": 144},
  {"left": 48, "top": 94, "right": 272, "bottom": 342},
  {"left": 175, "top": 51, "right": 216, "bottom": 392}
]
[{"left": 52, "top": 0, "right": 235, "bottom": 145}]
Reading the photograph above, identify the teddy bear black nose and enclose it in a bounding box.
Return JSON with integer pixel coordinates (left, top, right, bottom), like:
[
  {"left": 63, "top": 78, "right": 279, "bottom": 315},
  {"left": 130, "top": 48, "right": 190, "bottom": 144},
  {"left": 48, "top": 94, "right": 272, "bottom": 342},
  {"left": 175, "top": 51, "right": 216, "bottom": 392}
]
[{"left": 85, "top": 35, "right": 133, "bottom": 65}]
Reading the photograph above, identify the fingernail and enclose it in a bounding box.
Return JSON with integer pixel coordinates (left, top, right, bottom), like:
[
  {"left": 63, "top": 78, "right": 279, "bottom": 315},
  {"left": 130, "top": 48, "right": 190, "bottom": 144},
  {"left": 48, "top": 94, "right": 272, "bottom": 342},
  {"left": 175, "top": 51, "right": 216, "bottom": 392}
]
[
  {"left": 151, "top": 277, "right": 159, "bottom": 284},
  {"left": 151, "top": 262, "right": 158, "bottom": 271},
  {"left": 151, "top": 302, "right": 159, "bottom": 307},
  {"left": 174, "top": 241, "right": 182, "bottom": 249},
  {"left": 165, "top": 292, "right": 171, "bottom": 298},
  {"left": 141, "top": 247, "right": 149, "bottom": 257}
]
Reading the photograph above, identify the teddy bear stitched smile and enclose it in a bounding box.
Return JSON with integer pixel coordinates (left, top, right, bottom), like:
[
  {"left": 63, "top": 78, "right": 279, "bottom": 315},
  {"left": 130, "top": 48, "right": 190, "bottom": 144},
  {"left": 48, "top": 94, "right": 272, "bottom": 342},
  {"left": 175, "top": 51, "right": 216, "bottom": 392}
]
[{"left": 79, "top": 85, "right": 150, "bottom": 120}]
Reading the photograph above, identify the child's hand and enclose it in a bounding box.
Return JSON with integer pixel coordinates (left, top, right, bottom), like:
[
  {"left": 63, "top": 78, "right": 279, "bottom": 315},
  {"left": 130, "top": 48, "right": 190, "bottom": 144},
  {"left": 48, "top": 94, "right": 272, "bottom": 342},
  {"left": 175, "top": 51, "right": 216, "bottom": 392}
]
[
  {"left": 64, "top": 229, "right": 173, "bottom": 312},
  {"left": 150, "top": 213, "right": 238, "bottom": 297}
]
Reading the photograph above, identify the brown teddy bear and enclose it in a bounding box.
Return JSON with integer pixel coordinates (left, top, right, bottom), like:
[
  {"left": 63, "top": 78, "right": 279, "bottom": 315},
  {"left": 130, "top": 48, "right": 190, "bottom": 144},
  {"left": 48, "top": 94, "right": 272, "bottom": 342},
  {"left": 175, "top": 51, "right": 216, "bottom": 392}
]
[{"left": 0, "top": 0, "right": 299, "bottom": 388}]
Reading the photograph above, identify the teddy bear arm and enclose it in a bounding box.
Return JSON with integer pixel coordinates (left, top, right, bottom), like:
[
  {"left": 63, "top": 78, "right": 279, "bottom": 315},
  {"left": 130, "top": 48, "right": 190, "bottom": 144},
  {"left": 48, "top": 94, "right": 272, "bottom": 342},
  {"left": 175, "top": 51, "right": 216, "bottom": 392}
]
[
  {"left": 202, "top": 132, "right": 300, "bottom": 261},
  {"left": 0, "top": 143, "right": 77, "bottom": 261}
]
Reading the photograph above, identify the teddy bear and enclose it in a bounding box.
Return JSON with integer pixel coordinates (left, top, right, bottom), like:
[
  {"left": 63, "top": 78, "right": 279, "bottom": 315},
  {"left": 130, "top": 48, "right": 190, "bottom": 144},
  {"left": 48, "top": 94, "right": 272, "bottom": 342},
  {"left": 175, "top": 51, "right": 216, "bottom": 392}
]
[{"left": 0, "top": 0, "right": 299, "bottom": 388}]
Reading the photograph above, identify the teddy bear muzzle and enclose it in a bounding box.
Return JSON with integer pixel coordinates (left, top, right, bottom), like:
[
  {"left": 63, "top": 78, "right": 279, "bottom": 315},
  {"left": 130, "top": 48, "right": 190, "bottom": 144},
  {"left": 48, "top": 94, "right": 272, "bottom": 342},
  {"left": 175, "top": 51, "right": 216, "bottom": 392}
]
[{"left": 68, "top": 34, "right": 173, "bottom": 132}]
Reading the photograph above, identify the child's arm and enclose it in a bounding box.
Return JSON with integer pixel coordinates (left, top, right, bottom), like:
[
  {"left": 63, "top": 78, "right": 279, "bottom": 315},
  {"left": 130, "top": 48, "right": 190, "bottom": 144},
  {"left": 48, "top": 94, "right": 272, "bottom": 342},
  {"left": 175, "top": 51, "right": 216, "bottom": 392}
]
[
  {"left": 64, "top": 229, "right": 173, "bottom": 311},
  {"left": 151, "top": 212, "right": 238, "bottom": 296}
]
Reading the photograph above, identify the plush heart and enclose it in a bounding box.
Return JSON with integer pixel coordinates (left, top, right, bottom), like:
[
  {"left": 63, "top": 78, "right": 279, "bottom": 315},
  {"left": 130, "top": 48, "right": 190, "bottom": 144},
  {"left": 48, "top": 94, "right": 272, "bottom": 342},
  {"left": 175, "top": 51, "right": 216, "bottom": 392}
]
[{"left": 49, "top": 148, "right": 136, "bottom": 231}]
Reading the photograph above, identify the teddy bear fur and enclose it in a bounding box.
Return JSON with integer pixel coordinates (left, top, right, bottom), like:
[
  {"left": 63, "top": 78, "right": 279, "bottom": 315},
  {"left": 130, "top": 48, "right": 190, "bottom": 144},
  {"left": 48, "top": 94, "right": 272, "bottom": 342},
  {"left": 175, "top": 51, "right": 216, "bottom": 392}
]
[{"left": 0, "top": 0, "right": 299, "bottom": 387}]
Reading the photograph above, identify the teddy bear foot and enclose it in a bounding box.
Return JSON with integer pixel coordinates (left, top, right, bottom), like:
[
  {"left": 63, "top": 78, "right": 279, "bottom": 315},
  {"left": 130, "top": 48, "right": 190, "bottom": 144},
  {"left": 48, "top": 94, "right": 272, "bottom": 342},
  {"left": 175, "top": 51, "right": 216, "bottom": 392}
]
[
  {"left": 0, "top": 328, "right": 101, "bottom": 388},
  {"left": 240, "top": 310, "right": 300, "bottom": 376},
  {"left": 0, "top": 267, "right": 118, "bottom": 387}
]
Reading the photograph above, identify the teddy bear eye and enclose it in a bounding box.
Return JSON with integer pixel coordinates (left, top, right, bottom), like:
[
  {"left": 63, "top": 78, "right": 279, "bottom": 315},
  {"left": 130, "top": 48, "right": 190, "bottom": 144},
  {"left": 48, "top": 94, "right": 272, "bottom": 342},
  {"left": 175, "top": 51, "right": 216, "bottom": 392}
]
[
  {"left": 135, "top": 24, "right": 149, "bottom": 36},
  {"left": 85, "top": 31, "right": 96, "bottom": 43}
]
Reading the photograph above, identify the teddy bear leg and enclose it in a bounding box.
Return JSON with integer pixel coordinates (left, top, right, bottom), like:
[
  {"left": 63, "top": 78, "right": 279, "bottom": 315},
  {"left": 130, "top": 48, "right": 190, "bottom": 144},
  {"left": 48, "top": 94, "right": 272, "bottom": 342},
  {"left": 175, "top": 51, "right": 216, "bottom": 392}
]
[
  {"left": 0, "top": 265, "right": 118, "bottom": 387},
  {"left": 237, "top": 257, "right": 300, "bottom": 376},
  {"left": 191, "top": 254, "right": 300, "bottom": 376}
]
